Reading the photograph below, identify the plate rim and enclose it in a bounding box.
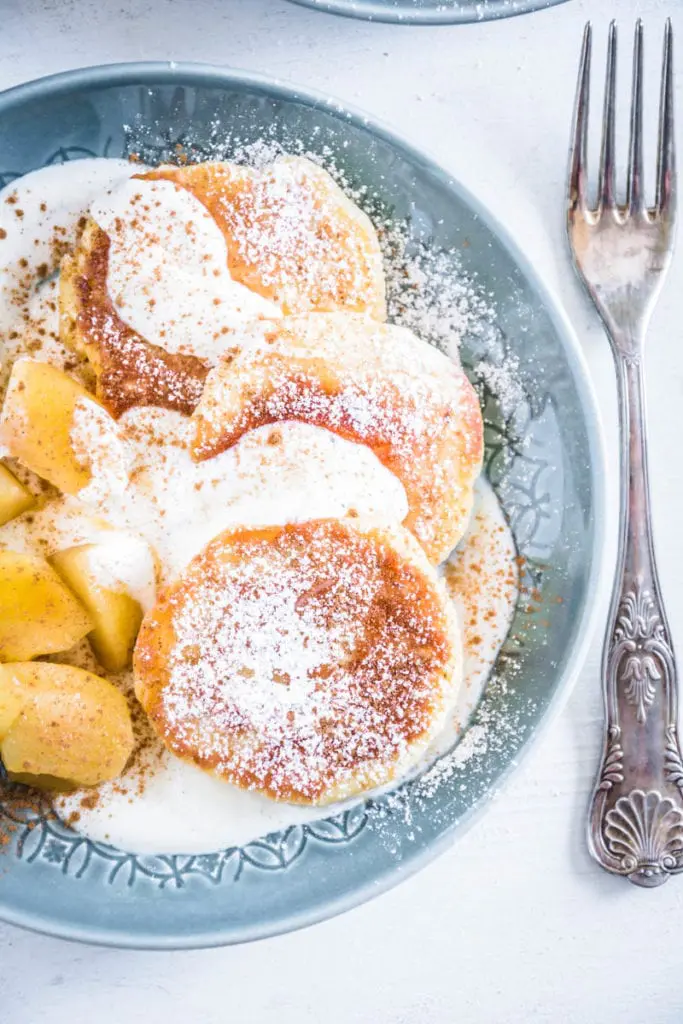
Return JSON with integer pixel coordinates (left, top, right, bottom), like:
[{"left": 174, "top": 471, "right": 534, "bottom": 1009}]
[
  {"left": 0, "top": 61, "right": 608, "bottom": 949},
  {"left": 285, "top": 0, "right": 569, "bottom": 26}
]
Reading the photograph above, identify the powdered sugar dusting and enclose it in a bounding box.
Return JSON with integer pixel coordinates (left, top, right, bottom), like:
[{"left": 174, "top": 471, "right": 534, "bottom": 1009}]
[
  {"left": 215, "top": 157, "right": 385, "bottom": 317},
  {"left": 194, "top": 313, "right": 483, "bottom": 562},
  {"left": 137, "top": 519, "right": 461, "bottom": 804},
  {"left": 474, "top": 354, "right": 524, "bottom": 418},
  {"left": 382, "top": 225, "right": 496, "bottom": 361}
]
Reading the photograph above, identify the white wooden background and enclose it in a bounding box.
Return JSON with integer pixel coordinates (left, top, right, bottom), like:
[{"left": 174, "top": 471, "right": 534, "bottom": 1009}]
[{"left": 1, "top": 0, "right": 682, "bottom": 1020}]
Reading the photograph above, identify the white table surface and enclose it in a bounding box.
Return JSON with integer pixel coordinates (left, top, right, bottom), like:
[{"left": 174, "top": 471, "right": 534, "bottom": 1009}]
[{"left": 1, "top": 0, "right": 682, "bottom": 1020}]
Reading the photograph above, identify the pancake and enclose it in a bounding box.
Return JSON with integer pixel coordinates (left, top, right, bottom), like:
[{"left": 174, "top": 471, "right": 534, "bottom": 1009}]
[
  {"left": 191, "top": 313, "right": 484, "bottom": 564},
  {"left": 59, "top": 156, "right": 385, "bottom": 417},
  {"left": 133, "top": 518, "right": 462, "bottom": 805},
  {"left": 60, "top": 216, "right": 209, "bottom": 418},
  {"left": 144, "top": 156, "right": 386, "bottom": 319}
]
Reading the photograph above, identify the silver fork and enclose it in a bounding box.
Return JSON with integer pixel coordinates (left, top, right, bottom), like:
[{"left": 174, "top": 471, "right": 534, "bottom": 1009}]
[{"left": 567, "top": 20, "right": 681, "bottom": 888}]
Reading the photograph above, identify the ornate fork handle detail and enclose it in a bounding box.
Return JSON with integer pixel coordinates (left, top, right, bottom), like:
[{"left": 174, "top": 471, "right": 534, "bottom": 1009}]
[{"left": 588, "top": 349, "right": 683, "bottom": 888}]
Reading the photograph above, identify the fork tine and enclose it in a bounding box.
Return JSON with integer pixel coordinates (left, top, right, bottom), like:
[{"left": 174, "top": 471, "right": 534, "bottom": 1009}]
[
  {"left": 569, "top": 22, "right": 592, "bottom": 211},
  {"left": 598, "top": 21, "right": 617, "bottom": 210},
  {"left": 656, "top": 18, "right": 676, "bottom": 216},
  {"left": 627, "top": 20, "right": 644, "bottom": 212}
]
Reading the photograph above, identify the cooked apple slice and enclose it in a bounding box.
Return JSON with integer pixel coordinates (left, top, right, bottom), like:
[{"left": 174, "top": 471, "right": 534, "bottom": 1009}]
[
  {"left": 0, "top": 662, "right": 134, "bottom": 787},
  {"left": 0, "top": 550, "right": 93, "bottom": 661},
  {"left": 51, "top": 544, "right": 144, "bottom": 672},
  {"left": 0, "top": 669, "right": 25, "bottom": 735},
  {"left": 0, "top": 359, "right": 107, "bottom": 494},
  {"left": 4, "top": 771, "right": 77, "bottom": 792},
  {"left": 0, "top": 463, "right": 35, "bottom": 525}
]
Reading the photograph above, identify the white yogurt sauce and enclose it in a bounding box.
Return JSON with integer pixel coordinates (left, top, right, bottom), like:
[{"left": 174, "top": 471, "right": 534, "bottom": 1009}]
[
  {"left": 91, "top": 177, "right": 280, "bottom": 360},
  {"left": 0, "top": 497, "right": 157, "bottom": 613},
  {"left": 441, "top": 479, "right": 519, "bottom": 744},
  {"left": 0, "top": 159, "right": 518, "bottom": 855},
  {"left": 69, "top": 402, "right": 409, "bottom": 583},
  {"left": 0, "top": 159, "right": 140, "bottom": 390}
]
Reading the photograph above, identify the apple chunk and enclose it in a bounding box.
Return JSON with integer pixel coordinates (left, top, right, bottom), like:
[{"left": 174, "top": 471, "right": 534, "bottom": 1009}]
[
  {"left": 0, "top": 549, "right": 93, "bottom": 661},
  {"left": 0, "top": 661, "right": 134, "bottom": 787},
  {"left": 0, "top": 359, "right": 106, "bottom": 494},
  {"left": 0, "top": 463, "right": 35, "bottom": 526},
  {"left": 51, "top": 544, "right": 144, "bottom": 672}
]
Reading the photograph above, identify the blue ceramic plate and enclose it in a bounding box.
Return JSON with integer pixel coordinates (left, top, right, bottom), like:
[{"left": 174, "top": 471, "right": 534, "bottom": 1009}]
[
  {"left": 0, "top": 64, "right": 604, "bottom": 949},
  {"left": 287, "top": 0, "right": 569, "bottom": 26}
]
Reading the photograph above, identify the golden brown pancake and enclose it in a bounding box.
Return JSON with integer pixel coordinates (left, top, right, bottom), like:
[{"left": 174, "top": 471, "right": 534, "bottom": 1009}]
[
  {"left": 133, "top": 518, "right": 462, "bottom": 805},
  {"left": 191, "top": 313, "right": 484, "bottom": 564},
  {"left": 60, "top": 218, "right": 208, "bottom": 418},
  {"left": 59, "top": 156, "right": 385, "bottom": 417},
  {"left": 144, "top": 156, "right": 386, "bottom": 319}
]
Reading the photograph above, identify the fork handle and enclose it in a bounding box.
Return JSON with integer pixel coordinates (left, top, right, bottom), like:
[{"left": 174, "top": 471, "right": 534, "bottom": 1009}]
[{"left": 588, "top": 343, "right": 683, "bottom": 887}]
